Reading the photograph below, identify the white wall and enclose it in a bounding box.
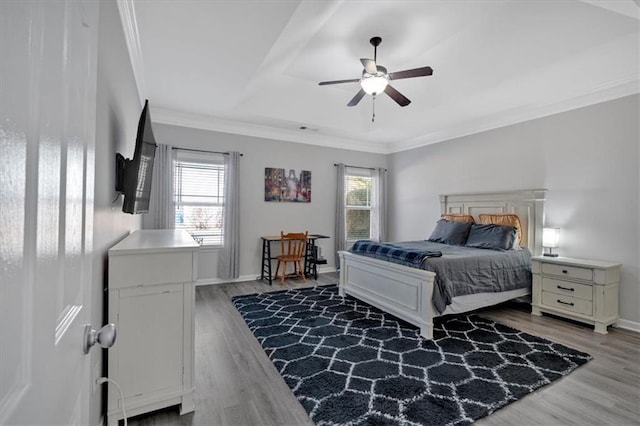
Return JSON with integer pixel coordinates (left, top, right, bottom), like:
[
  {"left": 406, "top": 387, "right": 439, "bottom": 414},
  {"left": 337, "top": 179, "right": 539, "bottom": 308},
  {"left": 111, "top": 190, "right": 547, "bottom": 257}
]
[
  {"left": 91, "top": 0, "right": 143, "bottom": 423},
  {"left": 388, "top": 94, "right": 640, "bottom": 326},
  {"left": 151, "top": 123, "right": 388, "bottom": 283}
]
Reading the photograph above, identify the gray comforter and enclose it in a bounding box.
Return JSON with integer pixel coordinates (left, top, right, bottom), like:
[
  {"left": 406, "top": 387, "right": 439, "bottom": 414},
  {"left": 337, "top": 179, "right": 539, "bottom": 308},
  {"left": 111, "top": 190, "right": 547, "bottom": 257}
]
[{"left": 349, "top": 240, "right": 532, "bottom": 314}]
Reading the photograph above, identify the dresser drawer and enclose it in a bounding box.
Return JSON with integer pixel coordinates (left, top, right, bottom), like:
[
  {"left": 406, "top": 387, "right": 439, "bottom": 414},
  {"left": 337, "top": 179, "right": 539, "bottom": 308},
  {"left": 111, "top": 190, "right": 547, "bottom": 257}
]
[
  {"left": 541, "top": 263, "right": 593, "bottom": 281},
  {"left": 542, "top": 291, "right": 593, "bottom": 316},
  {"left": 109, "top": 251, "right": 194, "bottom": 288},
  {"left": 541, "top": 278, "right": 593, "bottom": 300}
]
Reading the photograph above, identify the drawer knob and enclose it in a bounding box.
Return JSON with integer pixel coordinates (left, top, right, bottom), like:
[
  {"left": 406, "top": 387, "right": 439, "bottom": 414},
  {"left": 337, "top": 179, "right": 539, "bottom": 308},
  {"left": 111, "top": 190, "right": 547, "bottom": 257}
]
[
  {"left": 562, "top": 269, "right": 568, "bottom": 274},
  {"left": 557, "top": 299, "right": 575, "bottom": 307},
  {"left": 557, "top": 285, "right": 574, "bottom": 292}
]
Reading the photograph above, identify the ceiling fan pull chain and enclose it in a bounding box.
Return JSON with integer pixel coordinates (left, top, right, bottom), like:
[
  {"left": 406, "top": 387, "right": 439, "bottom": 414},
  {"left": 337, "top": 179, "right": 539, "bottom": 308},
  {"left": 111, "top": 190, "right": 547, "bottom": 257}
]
[{"left": 372, "top": 96, "right": 376, "bottom": 122}]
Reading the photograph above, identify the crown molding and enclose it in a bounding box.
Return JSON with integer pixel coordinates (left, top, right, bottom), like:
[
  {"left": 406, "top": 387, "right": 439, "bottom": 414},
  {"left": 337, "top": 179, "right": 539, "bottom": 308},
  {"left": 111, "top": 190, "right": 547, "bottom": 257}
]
[
  {"left": 151, "top": 107, "right": 392, "bottom": 154},
  {"left": 390, "top": 74, "right": 640, "bottom": 154},
  {"left": 116, "top": 0, "right": 146, "bottom": 106}
]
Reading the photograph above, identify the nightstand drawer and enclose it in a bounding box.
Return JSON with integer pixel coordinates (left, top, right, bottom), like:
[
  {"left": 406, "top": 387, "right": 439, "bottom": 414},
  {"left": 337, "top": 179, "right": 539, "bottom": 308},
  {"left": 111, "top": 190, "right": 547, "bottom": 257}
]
[
  {"left": 541, "top": 263, "right": 593, "bottom": 281},
  {"left": 542, "top": 292, "right": 593, "bottom": 316},
  {"left": 542, "top": 278, "right": 593, "bottom": 300}
]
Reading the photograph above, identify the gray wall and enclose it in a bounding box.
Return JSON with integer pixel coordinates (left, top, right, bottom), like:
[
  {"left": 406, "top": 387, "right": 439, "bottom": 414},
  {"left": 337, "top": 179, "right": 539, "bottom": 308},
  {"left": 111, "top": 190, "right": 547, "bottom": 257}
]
[
  {"left": 151, "top": 123, "right": 388, "bottom": 282},
  {"left": 388, "top": 94, "right": 640, "bottom": 326},
  {"left": 91, "top": 0, "right": 142, "bottom": 423}
]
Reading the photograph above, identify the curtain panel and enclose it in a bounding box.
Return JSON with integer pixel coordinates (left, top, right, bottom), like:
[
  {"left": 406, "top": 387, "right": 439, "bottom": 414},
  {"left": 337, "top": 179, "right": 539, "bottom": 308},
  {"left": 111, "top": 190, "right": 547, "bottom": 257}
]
[
  {"left": 142, "top": 143, "right": 175, "bottom": 230},
  {"left": 218, "top": 151, "right": 240, "bottom": 279},
  {"left": 371, "top": 167, "right": 387, "bottom": 242},
  {"left": 334, "top": 163, "right": 346, "bottom": 268}
]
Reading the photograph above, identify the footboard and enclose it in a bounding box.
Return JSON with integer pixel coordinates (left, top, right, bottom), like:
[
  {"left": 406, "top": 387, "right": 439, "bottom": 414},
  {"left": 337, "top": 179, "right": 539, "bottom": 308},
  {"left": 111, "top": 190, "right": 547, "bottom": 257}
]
[{"left": 338, "top": 251, "right": 437, "bottom": 339}]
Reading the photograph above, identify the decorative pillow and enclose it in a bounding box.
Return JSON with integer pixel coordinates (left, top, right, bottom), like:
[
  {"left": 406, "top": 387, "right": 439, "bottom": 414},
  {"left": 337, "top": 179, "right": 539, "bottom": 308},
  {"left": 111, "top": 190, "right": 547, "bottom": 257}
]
[
  {"left": 427, "top": 219, "right": 473, "bottom": 246},
  {"left": 479, "top": 213, "right": 523, "bottom": 246},
  {"left": 441, "top": 214, "right": 475, "bottom": 224},
  {"left": 465, "top": 223, "right": 517, "bottom": 251}
]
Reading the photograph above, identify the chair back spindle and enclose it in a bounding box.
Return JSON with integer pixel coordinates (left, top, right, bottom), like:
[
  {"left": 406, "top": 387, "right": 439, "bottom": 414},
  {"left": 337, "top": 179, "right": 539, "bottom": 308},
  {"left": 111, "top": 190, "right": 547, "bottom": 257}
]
[{"left": 275, "top": 231, "right": 309, "bottom": 285}]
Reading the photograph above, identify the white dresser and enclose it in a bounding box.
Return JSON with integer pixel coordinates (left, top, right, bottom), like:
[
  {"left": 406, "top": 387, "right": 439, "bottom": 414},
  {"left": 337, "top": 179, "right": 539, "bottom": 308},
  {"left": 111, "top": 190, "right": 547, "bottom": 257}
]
[
  {"left": 107, "top": 230, "right": 199, "bottom": 425},
  {"left": 531, "top": 256, "right": 620, "bottom": 334}
]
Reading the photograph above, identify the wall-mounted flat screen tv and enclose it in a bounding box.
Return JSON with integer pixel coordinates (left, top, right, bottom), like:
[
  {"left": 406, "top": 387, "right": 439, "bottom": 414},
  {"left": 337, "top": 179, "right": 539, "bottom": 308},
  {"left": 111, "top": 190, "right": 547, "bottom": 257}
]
[{"left": 115, "top": 99, "right": 157, "bottom": 214}]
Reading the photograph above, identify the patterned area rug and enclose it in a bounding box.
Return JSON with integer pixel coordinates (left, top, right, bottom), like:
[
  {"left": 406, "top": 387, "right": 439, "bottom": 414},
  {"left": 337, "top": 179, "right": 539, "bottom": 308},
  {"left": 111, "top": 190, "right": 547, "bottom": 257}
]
[{"left": 232, "top": 285, "right": 591, "bottom": 426}]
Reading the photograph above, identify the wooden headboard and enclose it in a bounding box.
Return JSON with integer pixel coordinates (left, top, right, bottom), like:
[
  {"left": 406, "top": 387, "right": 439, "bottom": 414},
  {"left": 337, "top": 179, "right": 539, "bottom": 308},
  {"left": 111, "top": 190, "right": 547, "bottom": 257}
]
[{"left": 440, "top": 189, "right": 547, "bottom": 255}]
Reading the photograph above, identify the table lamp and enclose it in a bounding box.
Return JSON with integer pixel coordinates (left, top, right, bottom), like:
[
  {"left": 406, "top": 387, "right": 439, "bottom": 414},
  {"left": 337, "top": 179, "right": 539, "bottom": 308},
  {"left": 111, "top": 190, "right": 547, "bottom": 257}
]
[{"left": 542, "top": 228, "right": 560, "bottom": 257}]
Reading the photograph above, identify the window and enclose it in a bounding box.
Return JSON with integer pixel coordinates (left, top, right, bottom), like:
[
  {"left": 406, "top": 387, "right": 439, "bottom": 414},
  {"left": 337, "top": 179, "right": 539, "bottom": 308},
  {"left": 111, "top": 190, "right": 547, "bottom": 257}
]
[
  {"left": 173, "top": 150, "right": 225, "bottom": 246},
  {"left": 345, "top": 168, "right": 372, "bottom": 241}
]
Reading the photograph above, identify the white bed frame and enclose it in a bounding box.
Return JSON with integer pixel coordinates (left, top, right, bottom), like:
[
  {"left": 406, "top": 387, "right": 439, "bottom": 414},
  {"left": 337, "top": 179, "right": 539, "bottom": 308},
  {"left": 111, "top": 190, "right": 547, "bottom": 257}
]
[{"left": 338, "top": 189, "right": 547, "bottom": 339}]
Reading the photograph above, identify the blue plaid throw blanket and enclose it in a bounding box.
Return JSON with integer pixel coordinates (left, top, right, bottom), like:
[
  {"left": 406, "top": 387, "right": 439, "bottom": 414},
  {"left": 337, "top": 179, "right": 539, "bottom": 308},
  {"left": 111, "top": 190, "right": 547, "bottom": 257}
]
[{"left": 350, "top": 240, "right": 442, "bottom": 267}]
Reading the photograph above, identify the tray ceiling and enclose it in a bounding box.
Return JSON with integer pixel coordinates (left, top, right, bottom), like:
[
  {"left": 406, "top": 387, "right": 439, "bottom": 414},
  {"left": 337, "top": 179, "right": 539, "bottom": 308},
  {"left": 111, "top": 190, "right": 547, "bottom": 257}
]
[{"left": 120, "top": 0, "right": 639, "bottom": 154}]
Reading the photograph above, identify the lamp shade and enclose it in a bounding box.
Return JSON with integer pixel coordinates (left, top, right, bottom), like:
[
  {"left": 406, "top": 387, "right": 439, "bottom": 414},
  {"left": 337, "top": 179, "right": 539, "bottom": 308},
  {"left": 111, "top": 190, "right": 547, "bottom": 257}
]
[{"left": 542, "top": 228, "right": 560, "bottom": 248}]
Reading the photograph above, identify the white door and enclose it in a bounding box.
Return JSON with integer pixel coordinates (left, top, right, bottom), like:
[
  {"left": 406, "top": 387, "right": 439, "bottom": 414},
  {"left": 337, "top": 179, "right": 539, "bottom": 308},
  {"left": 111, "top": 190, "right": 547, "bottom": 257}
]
[{"left": 1, "top": 1, "right": 98, "bottom": 424}]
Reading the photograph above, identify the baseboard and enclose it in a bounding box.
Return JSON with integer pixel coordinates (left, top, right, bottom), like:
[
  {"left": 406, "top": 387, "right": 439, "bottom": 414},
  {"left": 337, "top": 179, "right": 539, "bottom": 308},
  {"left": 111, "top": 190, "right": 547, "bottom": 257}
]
[
  {"left": 196, "top": 267, "right": 338, "bottom": 286},
  {"left": 196, "top": 274, "right": 258, "bottom": 286},
  {"left": 318, "top": 266, "right": 338, "bottom": 274},
  {"left": 616, "top": 318, "right": 640, "bottom": 333}
]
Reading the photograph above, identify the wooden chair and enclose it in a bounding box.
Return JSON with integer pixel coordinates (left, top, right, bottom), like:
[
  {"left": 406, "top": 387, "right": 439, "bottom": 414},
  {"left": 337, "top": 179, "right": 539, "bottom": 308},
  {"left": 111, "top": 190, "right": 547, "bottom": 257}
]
[{"left": 274, "top": 231, "right": 308, "bottom": 285}]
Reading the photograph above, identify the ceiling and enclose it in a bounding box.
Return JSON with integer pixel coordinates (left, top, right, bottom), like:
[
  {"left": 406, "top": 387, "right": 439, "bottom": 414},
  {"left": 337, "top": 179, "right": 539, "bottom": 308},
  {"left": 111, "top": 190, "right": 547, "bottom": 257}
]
[{"left": 119, "top": 0, "right": 640, "bottom": 154}]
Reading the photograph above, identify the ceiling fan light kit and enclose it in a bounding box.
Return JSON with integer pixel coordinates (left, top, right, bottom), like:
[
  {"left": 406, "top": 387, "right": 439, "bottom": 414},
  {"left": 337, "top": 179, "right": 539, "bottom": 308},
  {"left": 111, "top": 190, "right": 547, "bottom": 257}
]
[
  {"left": 319, "top": 36, "right": 434, "bottom": 118},
  {"left": 360, "top": 66, "right": 388, "bottom": 95}
]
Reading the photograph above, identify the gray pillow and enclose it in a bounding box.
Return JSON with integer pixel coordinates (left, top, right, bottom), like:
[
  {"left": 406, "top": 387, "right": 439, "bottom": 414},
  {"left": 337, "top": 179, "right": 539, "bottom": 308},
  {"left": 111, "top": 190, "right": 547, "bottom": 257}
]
[
  {"left": 465, "top": 224, "right": 517, "bottom": 251},
  {"left": 427, "top": 219, "right": 473, "bottom": 246}
]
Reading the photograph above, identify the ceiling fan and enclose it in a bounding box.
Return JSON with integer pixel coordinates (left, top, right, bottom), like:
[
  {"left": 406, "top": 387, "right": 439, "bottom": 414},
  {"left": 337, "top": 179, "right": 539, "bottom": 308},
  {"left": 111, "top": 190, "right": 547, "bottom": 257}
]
[{"left": 319, "top": 36, "right": 433, "bottom": 110}]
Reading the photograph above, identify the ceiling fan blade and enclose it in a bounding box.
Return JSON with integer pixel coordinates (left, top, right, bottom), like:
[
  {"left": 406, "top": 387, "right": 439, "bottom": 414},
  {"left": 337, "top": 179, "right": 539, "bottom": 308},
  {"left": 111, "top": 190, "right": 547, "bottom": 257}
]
[
  {"left": 318, "top": 78, "right": 360, "bottom": 86},
  {"left": 388, "top": 66, "right": 433, "bottom": 80},
  {"left": 384, "top": 85, "right": 411, "bottom": 107},
  {"left": 360, "top": 58, "right": 377, "bottom": 75},
  {"left": 347, "top": 89, "right": 366, "bottom": 107}
]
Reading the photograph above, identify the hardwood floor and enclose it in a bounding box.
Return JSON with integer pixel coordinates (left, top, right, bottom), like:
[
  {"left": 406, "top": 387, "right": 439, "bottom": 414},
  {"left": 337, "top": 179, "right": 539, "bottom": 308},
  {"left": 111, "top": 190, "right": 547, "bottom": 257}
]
[{"left": 127, "top": 273, "right": 640, "bottom": 426}]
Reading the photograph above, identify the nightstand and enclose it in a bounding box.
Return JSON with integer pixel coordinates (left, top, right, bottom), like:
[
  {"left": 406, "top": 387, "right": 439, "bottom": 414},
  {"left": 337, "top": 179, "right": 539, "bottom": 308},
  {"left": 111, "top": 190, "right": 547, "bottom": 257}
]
[{"left": 531, "top": 256, "right": 621, "bottom": 334}]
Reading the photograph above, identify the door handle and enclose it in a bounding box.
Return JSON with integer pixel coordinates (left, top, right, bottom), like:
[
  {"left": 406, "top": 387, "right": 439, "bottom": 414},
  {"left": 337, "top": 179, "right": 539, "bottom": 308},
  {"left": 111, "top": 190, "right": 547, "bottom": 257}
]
[{"left": 83, "top": 324, "right": 117, "bottom": 354}]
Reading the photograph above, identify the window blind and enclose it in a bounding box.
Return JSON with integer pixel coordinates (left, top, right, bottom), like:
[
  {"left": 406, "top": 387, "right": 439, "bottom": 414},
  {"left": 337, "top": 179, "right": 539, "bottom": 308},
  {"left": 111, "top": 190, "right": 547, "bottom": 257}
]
[
  {"left": 345, "top": 168, "right": 372, "bottom": 241},
  {"left": 173, "top": 150, "right": 225, "bottom": 246}
]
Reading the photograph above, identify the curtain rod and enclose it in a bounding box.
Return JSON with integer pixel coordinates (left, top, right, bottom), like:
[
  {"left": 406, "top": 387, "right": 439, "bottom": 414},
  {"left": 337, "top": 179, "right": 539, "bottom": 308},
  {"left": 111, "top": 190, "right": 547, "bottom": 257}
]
[
  {"left": 172, "top": 147, "right": 243, "bottom": 156},
  {"left": 334, "top": 163, "right": 387, "bottom": 172}
]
